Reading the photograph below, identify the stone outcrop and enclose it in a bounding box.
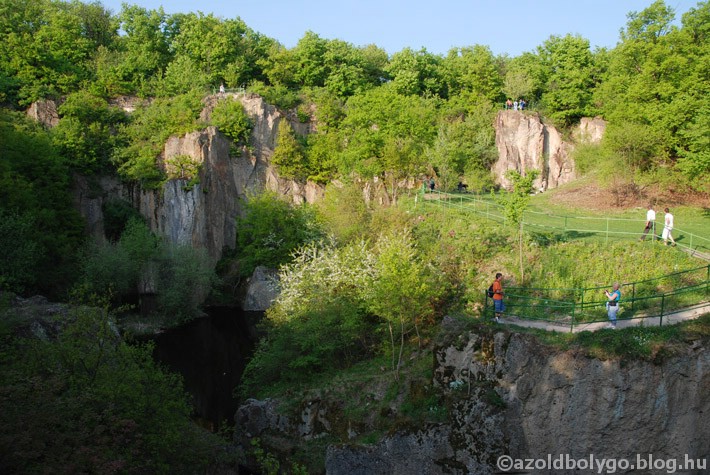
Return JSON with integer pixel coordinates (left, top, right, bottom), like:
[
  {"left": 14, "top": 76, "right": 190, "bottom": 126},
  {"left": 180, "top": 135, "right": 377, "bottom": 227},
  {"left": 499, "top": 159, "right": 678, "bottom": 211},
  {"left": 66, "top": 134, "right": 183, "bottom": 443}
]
[
  {"left": 433, "top": 331, "right": 709, "bottom": 472},
  {"left": 25, "top": 99, "right": 60, "bottom": 128},
  {"left": 235, "top": 328, "right": 709, "bottom": 474},
  {"left": 494, "top": 111, "right": 606, "bottom": 191},
  {"left": 577, "top": 116, "right": 607, "bottom": 144},
  {"left": 242, "top": 266, "right": 280, "bottom": 312},
  {"left": 73, "top": 94, "right": 325, "bottom": 264}
]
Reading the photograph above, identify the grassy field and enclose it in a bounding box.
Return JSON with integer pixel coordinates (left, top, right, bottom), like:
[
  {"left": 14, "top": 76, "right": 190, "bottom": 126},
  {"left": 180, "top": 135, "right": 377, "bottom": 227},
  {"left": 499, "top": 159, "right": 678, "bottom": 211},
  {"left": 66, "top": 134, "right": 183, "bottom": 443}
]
[
  {"left": 414, "top": 184, "right": 710, "bottom": 327},
  {"left": 421, "top": 189, "right": 710, "bottom": 254}
]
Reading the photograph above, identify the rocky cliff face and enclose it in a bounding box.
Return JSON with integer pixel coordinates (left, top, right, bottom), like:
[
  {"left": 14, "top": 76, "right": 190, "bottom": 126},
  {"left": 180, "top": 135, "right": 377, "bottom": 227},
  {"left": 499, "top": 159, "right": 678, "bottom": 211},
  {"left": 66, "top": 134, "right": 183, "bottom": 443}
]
[
  {"left": 493, "top": 111, "right": 606, "bottom": 191},
  {"left": 69, "top": 96, "right": 607, "bottom": 261},
  {"left": 435, "top": 331, "right": 709, "bottom": 469},
  {"left": 235, "top": 327, "right": 709, "bottom": 474},
  {"left": 26, "top": 99, "right": 61, "bottom": 128},
  {"left": 73, "top": 93, "right": 324, "bottom": 262}
]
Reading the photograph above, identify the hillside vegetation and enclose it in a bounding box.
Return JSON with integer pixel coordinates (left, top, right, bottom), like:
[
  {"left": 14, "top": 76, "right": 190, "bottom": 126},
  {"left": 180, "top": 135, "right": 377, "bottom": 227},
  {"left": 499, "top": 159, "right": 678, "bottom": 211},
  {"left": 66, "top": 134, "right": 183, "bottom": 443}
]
[{"left": 1, "top": 1, "right": 709, "bottom": 472}]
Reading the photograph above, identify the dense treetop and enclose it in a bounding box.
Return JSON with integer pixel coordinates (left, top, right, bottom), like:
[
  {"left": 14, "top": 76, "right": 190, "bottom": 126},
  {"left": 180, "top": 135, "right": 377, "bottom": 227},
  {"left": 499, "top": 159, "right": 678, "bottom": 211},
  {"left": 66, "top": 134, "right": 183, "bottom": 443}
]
[
  {"left": 0, "top": 0, "right": 707, "bottom": 193},
  {"left": 0, "top": 0, "right": 708, "bottom": 297}
]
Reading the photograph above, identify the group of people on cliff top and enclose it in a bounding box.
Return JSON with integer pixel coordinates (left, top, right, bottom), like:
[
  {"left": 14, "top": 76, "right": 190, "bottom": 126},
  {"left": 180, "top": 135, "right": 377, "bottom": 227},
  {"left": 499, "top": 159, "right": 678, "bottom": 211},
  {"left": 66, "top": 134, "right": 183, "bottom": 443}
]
[
  {"left": 489, "top": 205, "right": 678, "bottom": 330},
  {"left": 504, "top": 99, "right": 526, "bottom": 110}
]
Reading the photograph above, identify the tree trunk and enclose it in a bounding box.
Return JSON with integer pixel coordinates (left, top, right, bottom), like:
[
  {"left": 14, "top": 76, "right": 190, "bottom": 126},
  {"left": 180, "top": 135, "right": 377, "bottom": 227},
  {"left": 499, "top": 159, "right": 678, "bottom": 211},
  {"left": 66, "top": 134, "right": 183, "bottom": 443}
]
[
  {"left": 519, "top": 223, "right": 525, "bottom": 283},
  {"left": 388, "top": 321, "right": 397, "bottom": 379}
]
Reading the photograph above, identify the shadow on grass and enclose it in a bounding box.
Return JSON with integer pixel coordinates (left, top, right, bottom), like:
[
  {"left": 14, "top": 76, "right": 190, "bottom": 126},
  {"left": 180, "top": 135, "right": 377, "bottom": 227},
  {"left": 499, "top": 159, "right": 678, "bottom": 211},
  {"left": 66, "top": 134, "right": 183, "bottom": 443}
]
[{"left": 563, "top": 230, "right": 596, "bottom": 239}]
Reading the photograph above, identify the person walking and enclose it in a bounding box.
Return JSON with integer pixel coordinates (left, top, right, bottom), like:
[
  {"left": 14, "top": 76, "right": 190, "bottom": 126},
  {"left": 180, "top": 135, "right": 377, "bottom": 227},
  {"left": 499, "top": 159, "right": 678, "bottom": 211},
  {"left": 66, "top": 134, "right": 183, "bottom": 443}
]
[
  {"left": 640, "top": 204, "right": 656, "bottom": 241},
  {"left": 491, "top": 272, "right": 505, "bottom": 323},
  {"left": 604, "top": 282, "right": 621, "bottom": 329},
  {"left": 662, "top": 207, "right": 676, "bottom": 246}
]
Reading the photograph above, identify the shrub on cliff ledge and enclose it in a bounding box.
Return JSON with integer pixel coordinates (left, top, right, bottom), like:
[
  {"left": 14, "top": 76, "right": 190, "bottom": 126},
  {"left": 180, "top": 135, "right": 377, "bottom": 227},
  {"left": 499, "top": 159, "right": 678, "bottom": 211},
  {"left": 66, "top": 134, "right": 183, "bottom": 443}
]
[
  {"left": 211, "top": 98, "right": 253, "bottom": 145},
  {"left": 235, "top": 192, "right": 325, "bottom": 277}
]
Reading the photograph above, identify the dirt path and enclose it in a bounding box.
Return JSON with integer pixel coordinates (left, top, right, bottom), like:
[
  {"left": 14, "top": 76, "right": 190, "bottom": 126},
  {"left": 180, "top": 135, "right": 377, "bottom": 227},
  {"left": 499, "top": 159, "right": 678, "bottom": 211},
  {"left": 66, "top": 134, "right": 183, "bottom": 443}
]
[{"left": 500, "top": 301, "right": 710, "bottom": 333}]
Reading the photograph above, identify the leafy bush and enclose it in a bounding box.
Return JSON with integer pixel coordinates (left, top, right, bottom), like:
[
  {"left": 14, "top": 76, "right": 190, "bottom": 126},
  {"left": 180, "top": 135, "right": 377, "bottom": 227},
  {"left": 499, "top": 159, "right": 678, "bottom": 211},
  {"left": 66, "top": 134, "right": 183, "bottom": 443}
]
[
  {"left": 0, "top": 110, "right": 85, "bottom": 296},
  {"left": 241, "top": 240, "right": 378, "bottom": 394},
  {"left": 102, "top": 199, "right": 145, "bottom": 242},
  {"left": 315, "top": 182, "right": 371, "bottom": 244},
  {"left": 0, "top": 211, "right": 41, "bottom": 293},
  {"left": 211, "top": 98, "right": 253, "bottom": 144},
  {"left": 52, "top": 91, "right": 126, "bottom": 173},
  {"left": 271, "top": 121, "right": 309, "bottom": 180},
  {"left": 112, "top": 92, "right": 204, "bottom": 187},
  {"left": 78, "top": 218, "right": 216, "bottom": 324},
  {"left": 235, "top": 192, "right": 325, "bottom": 277},
  {"left": 248, "top": 81, "right": 301, "bottom": 110},
  {"left": 0, "top": 306, "right": 230, "bottom": 473},
  {"left": 242, "top": 230, "right": 446, "bottom": 394}
]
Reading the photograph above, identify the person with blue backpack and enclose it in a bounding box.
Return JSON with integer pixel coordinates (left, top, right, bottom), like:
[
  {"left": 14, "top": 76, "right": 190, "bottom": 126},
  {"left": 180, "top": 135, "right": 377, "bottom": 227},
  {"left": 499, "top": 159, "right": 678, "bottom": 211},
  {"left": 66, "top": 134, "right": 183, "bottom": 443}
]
[{"left": 604, "top": 282, "right": 621, "bottom": 329}]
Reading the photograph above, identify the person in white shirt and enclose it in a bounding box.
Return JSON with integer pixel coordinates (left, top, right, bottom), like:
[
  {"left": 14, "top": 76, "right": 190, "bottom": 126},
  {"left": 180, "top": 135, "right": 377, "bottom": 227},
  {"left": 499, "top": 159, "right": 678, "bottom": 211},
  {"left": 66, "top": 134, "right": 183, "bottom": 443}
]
[
  {"left": 662, "top": 207, "right": 676, "bottom": 246},
  {"left": 640, "top": 205, "right": 656, "bottom": 241}
]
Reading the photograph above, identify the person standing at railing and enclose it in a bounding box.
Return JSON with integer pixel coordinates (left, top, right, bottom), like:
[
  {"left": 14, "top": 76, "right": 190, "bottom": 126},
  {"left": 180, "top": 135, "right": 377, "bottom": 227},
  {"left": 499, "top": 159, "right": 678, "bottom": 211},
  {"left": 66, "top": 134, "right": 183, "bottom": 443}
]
[
  {"left": 640, "top": 204, "right": 656, "bottom": 241},
  {"left": 492, "top": 273, "right": 505, "bottom": 323},
  {"left": 663, "top": 207, "right": 676, "bottom": 246},
  {"left": 604, "top": 282, "right": 621, "bottom": 329}
]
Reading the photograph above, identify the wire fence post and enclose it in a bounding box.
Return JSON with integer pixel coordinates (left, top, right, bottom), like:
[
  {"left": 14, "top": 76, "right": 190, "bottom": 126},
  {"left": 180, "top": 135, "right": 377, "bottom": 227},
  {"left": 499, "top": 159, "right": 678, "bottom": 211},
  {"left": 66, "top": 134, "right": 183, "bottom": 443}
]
[
  {"left": 580, "top": 288, "right": 585, "bottom": 325},
  {"left": 571, "top": 300, "right": 575, "bottom": 333},
  {"left": 652, "top": 221, "right": 656, "bottom": 241},
  {"left": 606, "top": 218, "right": 609, "bottom": 244},
  {"left": 485, "top": 291, "right": 489, "bottom": 319},
  {"left": 660, "top": 294, "right": 665, "bottom": 326},
  {"left": 631, "top": 283, "right": 636, "bottom": 311}
]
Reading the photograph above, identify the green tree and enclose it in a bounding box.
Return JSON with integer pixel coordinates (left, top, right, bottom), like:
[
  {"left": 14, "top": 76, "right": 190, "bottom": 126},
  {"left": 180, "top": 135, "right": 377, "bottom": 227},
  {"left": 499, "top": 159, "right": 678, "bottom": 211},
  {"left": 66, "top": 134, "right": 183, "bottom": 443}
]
[
  {"left": 592, "top": 0, "right": 710, "bottom": 188},
  {"left": 211, "top": 98, "right": 253, "bottom": 144},
  {"left": 385, "top": 47, "right": 446, "bottom": 97},
  {"left": 114, "top": 4, "right": 172, "bottom": 95},
  {"left": 336, "top": 84, "right": 438, "bottom": 191},
  {"left": 79, "top": 218, "right": 216, "bottom": 323},
  {"left": 431, "top": 94, "right": 498, "bottom": 191},
  {"left": 0, "top": 0, "right": 115, "bottom": 105},
  {"left": 316, "top": 181, "right": 371, "bottom": 244},
  {"left": 0, "top": 110, "right": 84, "bottom": 296},
  {"left": 502, "top": 52, "right": 546, "bottom": 105},
  {"left": 442, "top": 45, "right": 503, "bottom": 102},
  {"left": 271, "top": 120, "right": 308, "bottom": 180},
  {"left": 500, "top": 170, "right": 539, "bottom": 283},
  {"left": 235, "top": 192, "right": 324, "bottom": 277},
  {"left": 537, "top": 34, "right": 597, "bottom": 126},
  {"left": 0, "top": 305, "right": 229, "bottom": 473},
  {"left": 240, "top": 240, "right": 377, "bottom": 393},
  {"left": 362, "top": 231, "right": 435, "bottom": 379},
  {"left": 52, "top": 90, "right": 126, "bottom": 173}
]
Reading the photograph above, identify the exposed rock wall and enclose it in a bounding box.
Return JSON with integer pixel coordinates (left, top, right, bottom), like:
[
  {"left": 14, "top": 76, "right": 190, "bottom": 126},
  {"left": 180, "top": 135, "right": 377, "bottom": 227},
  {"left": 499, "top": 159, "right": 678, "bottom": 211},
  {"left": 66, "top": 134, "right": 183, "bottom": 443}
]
[
  {"left": 577, "top": 116, "right": 607, "bottom": 144},
  {"left": 494, "top": 111, "right": 606, "bottom": 191},
  {"left": 25, "top": 99, "right": 60, "bottom": 128},
  {"left": 433, "top": 331, "right": 710, "bottom": 471},
  {"left": 235, "top": 329, "right": 709, "bottom": 474},
  {"left": 73, "top": 94, "right": 324, "bottom": 262}
]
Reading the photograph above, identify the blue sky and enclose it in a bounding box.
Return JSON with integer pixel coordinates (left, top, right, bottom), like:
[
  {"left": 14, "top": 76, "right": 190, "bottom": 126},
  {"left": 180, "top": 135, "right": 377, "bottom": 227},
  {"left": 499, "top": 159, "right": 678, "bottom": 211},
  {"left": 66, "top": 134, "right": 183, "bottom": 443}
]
[{"left": 100, "top": 0, "right": 697, "bottom": 56}]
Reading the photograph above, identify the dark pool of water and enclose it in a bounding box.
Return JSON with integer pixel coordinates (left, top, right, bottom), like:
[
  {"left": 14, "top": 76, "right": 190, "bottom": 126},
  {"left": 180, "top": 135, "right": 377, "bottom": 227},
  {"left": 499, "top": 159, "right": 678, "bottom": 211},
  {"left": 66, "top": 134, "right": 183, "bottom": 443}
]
[{"left": 151, "top": 307, "right": 261, "bottom": 430}]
